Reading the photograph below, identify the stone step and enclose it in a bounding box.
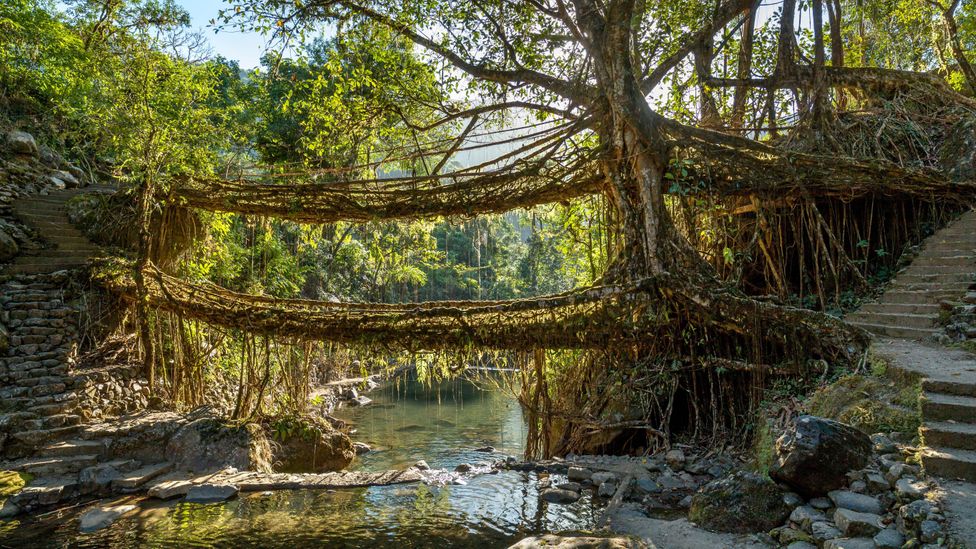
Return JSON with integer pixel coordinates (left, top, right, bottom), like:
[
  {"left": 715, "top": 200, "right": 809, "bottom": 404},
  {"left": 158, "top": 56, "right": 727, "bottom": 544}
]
[
  {"left": 921, "top": 446, "right": 976, "bottom": 481},
  {"left": 112, "top": 462, "right": 174, "bottom": 491},
  {"left": 856, "top": 303, "right": 940, "bottom": 315},
  {"left": 921, "top": 421, "right": 976, "bottom": 451},
  {"left": 10, "top": 425, "right": 83, "bottom": 447},
  {"left": 911, "top": 257, "right": 976, "bottom": 267},
  {"left": 846, "top": 312, "right": 937, "bottom": 329},
  {"left": 879, "top": 290, "right": 965, "bottom": 305},
  {"left": 923, "top": 379, "right": 976, "bottom": 397},
  {"left": 1, "top": 454, "right": 98, "bottom": 476},
  {"left": 889, "top": 281, "right": 973, "bottom": 292},
  {"left": 39, "top": 439, "right": 108, "bottom": 458},
  {"left": 896, "top": 272, "right": 974, "bottom": 283},
  {"left": 846, "top": 321, "right": 937, "bottom": 339},
  {"left": 921, "top": 392, "right": 976, "bottom": 423}
]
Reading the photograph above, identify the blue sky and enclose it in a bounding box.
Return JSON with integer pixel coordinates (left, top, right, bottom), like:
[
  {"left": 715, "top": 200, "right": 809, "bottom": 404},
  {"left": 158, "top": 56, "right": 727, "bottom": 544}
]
[
  {"left": 178, "top": 0, "right": 268, "bottom": 69},
  {"left": 178, "top": 0, "right": 781, "bottom": 71}
]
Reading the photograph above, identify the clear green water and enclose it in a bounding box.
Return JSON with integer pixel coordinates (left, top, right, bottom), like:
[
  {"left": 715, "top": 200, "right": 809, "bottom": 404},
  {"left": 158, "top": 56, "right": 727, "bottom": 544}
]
[{"left": 0, "top": 378, "right": 599, "bottom": 548}]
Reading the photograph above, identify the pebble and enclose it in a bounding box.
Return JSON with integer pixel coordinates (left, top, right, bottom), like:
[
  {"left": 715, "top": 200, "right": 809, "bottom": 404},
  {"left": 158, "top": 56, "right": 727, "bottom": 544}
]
[
  {"left": 790, "top": 505, "right": 827, "bottom": 532},
  {"left": 783, "top": 492, "right": 804, "bottom": 508},
  {"left": 597, "top": 481, "right": 617, "bottom": 498},
  {"left": 871, "top": 433, "right": 898, "bottom": 455},
  {"left": 809, "top": 497, "right": 832, "bottom": 510}
]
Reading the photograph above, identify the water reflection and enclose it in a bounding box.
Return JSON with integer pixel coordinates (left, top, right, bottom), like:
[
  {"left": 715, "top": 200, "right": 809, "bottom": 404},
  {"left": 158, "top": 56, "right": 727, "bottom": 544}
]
[{"left": 1, "top": 378, "right": 600, "bottom": 548}]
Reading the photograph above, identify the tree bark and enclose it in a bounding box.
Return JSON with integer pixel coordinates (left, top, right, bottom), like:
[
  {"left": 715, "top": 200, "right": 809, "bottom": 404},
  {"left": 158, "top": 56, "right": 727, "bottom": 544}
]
[{"left": 731, "top": 4, "right": 757, "bottom": 128}]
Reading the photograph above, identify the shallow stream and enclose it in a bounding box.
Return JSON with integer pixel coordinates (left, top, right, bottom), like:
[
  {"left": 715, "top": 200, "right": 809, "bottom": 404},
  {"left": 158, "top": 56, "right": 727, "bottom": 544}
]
[{"left": 0, "top": 378, "right": 600, "bottom": 548}]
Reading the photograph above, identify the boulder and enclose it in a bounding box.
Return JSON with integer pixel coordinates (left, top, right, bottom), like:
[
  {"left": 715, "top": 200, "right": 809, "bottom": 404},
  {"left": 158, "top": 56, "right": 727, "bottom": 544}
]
[
  {"left": 688, "top": 471, "right": 790, "bottom": 534},
  {"left": 6, "top": 131, "right": 37, "bottom": 157},
  {"left": 166, "top": 417, "right": 272, "bottom": 473},
  {"left": 769, "top": 416, "right": 872, "bottom": 498},
  {"left": 269, "top": 416, "right": 354, "bottom": 473},
  {"left": 567, "top": 466, "right": 592, "bottom": 481},
  {"left": 78, "top": 504, "right": 137, "bottom": 533},
  {"left": 0, "top": 228, "right": 18, "bottom": 262},
  {"left": 508, "top": 535, "right": 646, "bottom": 549}
]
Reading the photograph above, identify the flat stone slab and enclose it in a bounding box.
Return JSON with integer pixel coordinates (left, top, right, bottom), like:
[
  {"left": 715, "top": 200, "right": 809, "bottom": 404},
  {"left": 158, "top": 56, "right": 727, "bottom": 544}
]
[
  {"left": 202, "top": 468, "right": 423, "bottom": 492},
  {"left": 828, "top": 490, "right": 882, "bottom": 514},
  {"left": 185, "top": 483, "right": 238, "bottom": 503},
  {"left": 112, "top": 462, "right": 173, "bottom": 491},
  {"left": 147, "top": 478, "right": 194, "bottom": 499}
]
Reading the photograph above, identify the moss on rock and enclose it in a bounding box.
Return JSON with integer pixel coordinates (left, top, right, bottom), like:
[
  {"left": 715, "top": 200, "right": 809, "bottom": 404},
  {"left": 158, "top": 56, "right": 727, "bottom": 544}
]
[{"left": 806, "top": 374, "right": 920, "bottom": 435}]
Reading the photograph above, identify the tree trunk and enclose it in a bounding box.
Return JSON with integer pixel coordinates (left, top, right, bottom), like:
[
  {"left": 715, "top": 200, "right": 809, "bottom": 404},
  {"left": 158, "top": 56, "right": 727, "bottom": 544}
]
[
  {"left": 732, "top": 5, "right": 757, "bottom": 128},
  {"left": 940, "top": 0, "right": 976, "bottom": 95}
]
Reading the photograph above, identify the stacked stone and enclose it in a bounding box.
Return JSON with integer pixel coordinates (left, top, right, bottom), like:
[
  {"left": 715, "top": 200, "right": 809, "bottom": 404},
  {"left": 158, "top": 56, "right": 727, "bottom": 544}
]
[
  {"left": 75, "top": 365, "right": 149, "bottom": 421},
  {"left": 0, "top": 272, "right": 84, "bottom": 459}
]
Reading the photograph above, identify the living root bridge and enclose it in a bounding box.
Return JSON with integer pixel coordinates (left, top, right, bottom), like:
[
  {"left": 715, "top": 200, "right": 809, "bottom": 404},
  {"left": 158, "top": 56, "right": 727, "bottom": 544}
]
[
  {"left": 91, "top": 258, "right": 868, "bottom": 365},
  {"left": 167, "top": 123, "right": 976, "bottom": 225}
]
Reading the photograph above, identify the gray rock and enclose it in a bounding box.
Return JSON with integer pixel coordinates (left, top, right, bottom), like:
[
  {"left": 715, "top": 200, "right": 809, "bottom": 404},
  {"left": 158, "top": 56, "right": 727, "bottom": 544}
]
[
  {"left": 78, "top": 463, "right": 124, "bottom": 495},
  {"left": 567, "top": 466, "right": 592, "bottom": 481},
  {"left": 656, "top": 473, "right": 687, "bottom": 491},
  {"left": 0, "top": 499, "right": 20, "bottom": 518},
  {"left": 811, "top": 521, "right": 843, "bottom": 544},
  {"left": 540, "top": 488, "right": 581, "bottom": 504},
  {"left": 353, "top": 442, "right": 371, "bottom": 455},
  {"left": 872, "top": 526, "right": 905, "bottom": 549},
  {"left": 865, "top": 472, "right": 889, "bottom": 493},
  {"left": 849, "top": 480, "right": 867, "bottom": 493},
  {"left": 508, "top": 535, "right": 644, "bottom": 549},
  {"left": 871, "top": 433, "right": 898, "bottom": 454},
  {"left": 665, "top": 449, "right": 686, "bottom": 470},
  {"left": 783, "top": 492, "right": 804, "bottom": 508},
  {"left": 414, "top": 460, "right": 430, "bottom": 470},
  {"left": 148, "top": 479, "right": 193, "bottom": 499},
  {"left": 185, "top": 483, "right": 238, "bottom": 503},
  {"left": 894, "top": 477, "right": 926, "bottom": 501},
  {"left": 790, "top": 505, "right": 827, "bottom": 531},
  {"left": 770, "top": 416, "right": 872, "bottom": 498},
  {"left": 350, "top": 395, "right": 372, "bottom": 406},
  {"left": 556, "top": 481, "right": 581, "bottom": 492},
  {"left": 833, "top": 508, "right": 882, "bottom": 537},
  {"left": 598, "top": 481, "right": 617, "bottom": 498},
  {"left": 7, "top": 131, "right": 37, "bottom": 157},
  {"left": 809, "top": 497, "right": 832, "bottom": 510},
  {"left": 454, "top": 463, "right": 473, "bottom": 473},
  {"left": 78, "top": 505, "right": 137, "bottom": 533},
  {"left": 0, "top": 229, "right": 18, "bottom": 262},
  {"left": 919, "top": 520, "right": 942, "bottom": 543},
  {"left": 688, "top": 471, "right": 790, "bottom": 534},
  {"left": 786, "top": 542, "right": 816, "bottom": 549},
  {"left": 633, "top": 478, "right": 658, "bottom": 494},
  {"left": 828, "top": 490, "right": 882, "bottom": 514},
  {"left": 898, "top": 499, "right": 935, "bottom": 535},
  {"left": 591, "top": 471, "right": 617, "bottom": 485},
  {"left": 677, "top": 495, "right": 692, "bottom": 509},
  {"left": 885, "top": 463, "right": 907, "bottom": 486},
  {"left": 822, "top": 539, "right": 875, "bottom": 549}
]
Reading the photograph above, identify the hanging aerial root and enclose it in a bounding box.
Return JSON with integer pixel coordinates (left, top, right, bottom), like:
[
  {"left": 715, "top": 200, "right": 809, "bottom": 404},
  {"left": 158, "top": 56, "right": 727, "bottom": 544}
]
[{"left": 90, "top": 257, "right": 868, "bottom": 366}]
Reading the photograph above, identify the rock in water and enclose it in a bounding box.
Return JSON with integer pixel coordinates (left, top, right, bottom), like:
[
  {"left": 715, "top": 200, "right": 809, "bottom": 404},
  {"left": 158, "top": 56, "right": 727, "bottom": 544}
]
[
  {"left": 185, "top": 483, "right": 238, "bottom": 503},
  {"left": 540, "top": 488, "right": 581, "bottom": 504},
  {"left": 770, "top": 415, "right": 872, "bottom": 498},
  {"left": 508, "top": 535, "right": 646, "bottom": 548},
  {"left": 78, "top": 505, "right": 137, "bottom": 533},
  {"left": 7, "top": 131, "right": 38, "bottom": 157},
  {"left": 688, "top": 471, "right": 790, "bottom": 534}
]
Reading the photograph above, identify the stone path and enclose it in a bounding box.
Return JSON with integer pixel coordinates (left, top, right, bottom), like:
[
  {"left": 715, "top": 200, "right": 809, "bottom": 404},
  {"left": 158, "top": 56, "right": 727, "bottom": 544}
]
[
  {"left": 847, "top": 210, "right": 976, "bottom": 339},
  {"left": 2, "top": 185, "right": 112, "bottom": 275}
]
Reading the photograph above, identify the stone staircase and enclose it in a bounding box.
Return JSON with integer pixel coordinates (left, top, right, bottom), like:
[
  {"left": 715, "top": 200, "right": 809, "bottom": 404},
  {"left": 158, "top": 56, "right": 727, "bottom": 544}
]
[
  {"left": 849, "top": 211, "right": 976, "bottom": 482},
  {"left": 2, "top": 186, "right": 111, "bottom": 275},
  {"left": 847, "top": 210, "right": 976, "bottom": 339}
]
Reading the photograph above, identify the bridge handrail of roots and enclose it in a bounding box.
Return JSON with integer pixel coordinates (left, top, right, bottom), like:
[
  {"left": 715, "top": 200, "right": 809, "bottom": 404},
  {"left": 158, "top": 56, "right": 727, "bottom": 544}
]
[
  {"left": 167, "top": 120, "right": 976, "bottom": 225},
  {"left": 91, "top": 257, "right": 867, "bottom": 364}
]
